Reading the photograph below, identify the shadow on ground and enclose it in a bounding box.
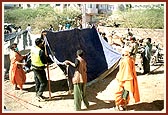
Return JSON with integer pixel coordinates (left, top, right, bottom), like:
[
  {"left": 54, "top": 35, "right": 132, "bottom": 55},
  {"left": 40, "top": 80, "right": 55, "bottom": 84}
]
[
  {"left": 85, "top": 67, "right": 119, "bottom": 110},
  {"left": 85, "top": 67, "right": 164, "bottom": 111},
  {"left": 127, "top": 100, "right": 164, "bottom": 111},
  {"left": 19, "top": 65, "right": 164, "bottom": 111},
  {"left": 23, "top": 79, "right": 69, "bottom": 93}
]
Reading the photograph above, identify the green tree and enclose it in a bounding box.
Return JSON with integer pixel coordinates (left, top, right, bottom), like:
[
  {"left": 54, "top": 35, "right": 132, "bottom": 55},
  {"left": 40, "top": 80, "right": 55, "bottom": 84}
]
[{"left": 4, "top": 5, "right": 81, "bottom": 33}]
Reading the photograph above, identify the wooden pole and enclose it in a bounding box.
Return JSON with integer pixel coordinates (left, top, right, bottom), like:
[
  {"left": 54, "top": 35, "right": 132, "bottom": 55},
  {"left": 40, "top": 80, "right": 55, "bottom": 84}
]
[
  {"left": 46, "top": 63, "right": 51, "bottom": 99},
  {"left": 44, "top": 36, "right": 52, "bottom": 99}
]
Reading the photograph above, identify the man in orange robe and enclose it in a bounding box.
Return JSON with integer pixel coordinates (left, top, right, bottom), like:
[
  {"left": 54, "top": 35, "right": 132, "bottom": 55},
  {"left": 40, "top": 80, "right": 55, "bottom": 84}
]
[
  {"left": 115, "top": 48, "right": 140, "bottom": 111},
  {"left": 9, "top": 43, "right": 26, "bottom": 91}
]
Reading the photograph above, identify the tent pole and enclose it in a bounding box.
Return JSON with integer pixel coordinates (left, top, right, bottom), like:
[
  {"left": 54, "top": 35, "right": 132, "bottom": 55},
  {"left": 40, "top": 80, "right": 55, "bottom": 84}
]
[
  {"left": 46, "top": 63, "right": 51, "bottom": 99},
  {"left": 44, "top": 36, "right": 52, "bottom": 99}
]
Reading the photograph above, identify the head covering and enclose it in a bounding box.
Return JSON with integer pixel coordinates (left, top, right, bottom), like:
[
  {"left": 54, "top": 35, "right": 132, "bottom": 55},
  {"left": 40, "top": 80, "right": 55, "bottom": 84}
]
[{"left": 122, "top": 47, "right": 130, "bottom": 56}]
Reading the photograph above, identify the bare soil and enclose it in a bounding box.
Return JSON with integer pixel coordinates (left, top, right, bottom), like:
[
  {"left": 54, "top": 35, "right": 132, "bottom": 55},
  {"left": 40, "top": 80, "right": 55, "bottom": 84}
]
[{"left": 3, "top": 64, "right": 165, "bottom": 113}]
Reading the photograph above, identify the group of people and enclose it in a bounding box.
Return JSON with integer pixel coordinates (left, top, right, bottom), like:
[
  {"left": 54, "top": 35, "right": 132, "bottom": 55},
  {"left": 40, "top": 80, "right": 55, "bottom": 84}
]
[
  {"left": 8, "top": 27, "right": 153, "bottom": 111},
  {"left": 8, "top": 30, "right": 89, "bottom": 111},
  {"left": 124, "top": 36, "right": 153, "bottom": 75},
  {"left": 97, "top": 29, "right": 153, "bottom": 110},
  {"left": 48, "top": 23, "right": 72, "bottom": 32},
  {"left": 101, "top": 29, "right": 153, "bottom": 75},
  {"left": 111, "top": 37, "right": 152, "bottom": 111}
]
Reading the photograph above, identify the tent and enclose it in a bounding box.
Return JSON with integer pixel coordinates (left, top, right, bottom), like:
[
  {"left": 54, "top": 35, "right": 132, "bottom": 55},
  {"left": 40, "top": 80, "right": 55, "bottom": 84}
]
[{"left": 45, "top": 27, "right": 122, "bottom": 83}]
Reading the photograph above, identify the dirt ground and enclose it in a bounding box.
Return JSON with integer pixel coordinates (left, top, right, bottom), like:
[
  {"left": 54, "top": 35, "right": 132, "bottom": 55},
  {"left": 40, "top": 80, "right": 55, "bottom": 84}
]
[
  {"left": 3, "top": 59, "right": 165, "bottom": 113},
  {"left": 2, "top": 28, "right": 166, "bottom": 113}
]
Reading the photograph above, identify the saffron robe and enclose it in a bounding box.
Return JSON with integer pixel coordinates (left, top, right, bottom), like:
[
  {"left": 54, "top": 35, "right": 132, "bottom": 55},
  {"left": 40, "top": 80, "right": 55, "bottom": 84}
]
[
  {"left": 9, "top": 51, "right": 26, "bottom": 89},
  {"left": 115, "top": 56, "right": 140, "bottom": 106}
]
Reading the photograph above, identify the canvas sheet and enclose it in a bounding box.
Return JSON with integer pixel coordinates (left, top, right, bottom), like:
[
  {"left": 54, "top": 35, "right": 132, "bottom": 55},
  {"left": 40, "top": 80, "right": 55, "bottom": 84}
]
[{"left": 45, "top": 27, "right": 121, "bottom": 82}]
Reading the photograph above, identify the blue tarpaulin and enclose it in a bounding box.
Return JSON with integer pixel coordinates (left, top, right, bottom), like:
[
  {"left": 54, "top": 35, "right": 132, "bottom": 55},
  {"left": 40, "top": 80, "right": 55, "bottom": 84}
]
[
  {"left": 4, "top": 30, "right": 28, "bottom": 42},
  {"left": 45, "top": 27, "right": 121, "bottom": 82}
]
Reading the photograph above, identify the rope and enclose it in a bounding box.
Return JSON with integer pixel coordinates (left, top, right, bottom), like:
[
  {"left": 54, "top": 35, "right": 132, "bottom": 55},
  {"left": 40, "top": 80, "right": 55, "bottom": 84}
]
[{"left": 5, "top": 92, "right": 42, "bottom": 109}]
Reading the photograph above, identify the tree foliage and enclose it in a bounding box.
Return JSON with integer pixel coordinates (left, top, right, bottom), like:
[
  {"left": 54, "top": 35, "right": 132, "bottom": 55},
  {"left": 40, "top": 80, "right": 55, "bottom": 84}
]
[
  {"left": 4, "top": 6, "right": 81, "bottom": 33},
  {"left": 114, "top": 7, "right": 164, "bottom": 29},
  {"left": 4, "top": 5, "right": 164, "bottom": 34}
]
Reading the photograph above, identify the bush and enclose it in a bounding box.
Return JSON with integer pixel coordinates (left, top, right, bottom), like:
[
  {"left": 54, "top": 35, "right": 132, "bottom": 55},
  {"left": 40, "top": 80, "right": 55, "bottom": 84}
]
[{"left": 112, "top": 8, "right": 164, "bottom": 29}]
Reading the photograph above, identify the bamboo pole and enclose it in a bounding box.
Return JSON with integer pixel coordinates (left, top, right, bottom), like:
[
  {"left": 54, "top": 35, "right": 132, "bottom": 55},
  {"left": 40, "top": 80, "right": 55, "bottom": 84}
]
[{"left": 44, "top": 36, "right": 52, "bottom": 99}]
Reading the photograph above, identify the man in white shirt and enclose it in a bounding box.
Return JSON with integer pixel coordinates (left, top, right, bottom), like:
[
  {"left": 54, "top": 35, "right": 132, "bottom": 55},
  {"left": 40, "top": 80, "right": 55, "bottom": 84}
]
[
  {"left": 26, "top": 24, "right": 31, "bottom": 33},
  {"left": 26, "top": 24, "right": 32, "bottom": 46}
]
